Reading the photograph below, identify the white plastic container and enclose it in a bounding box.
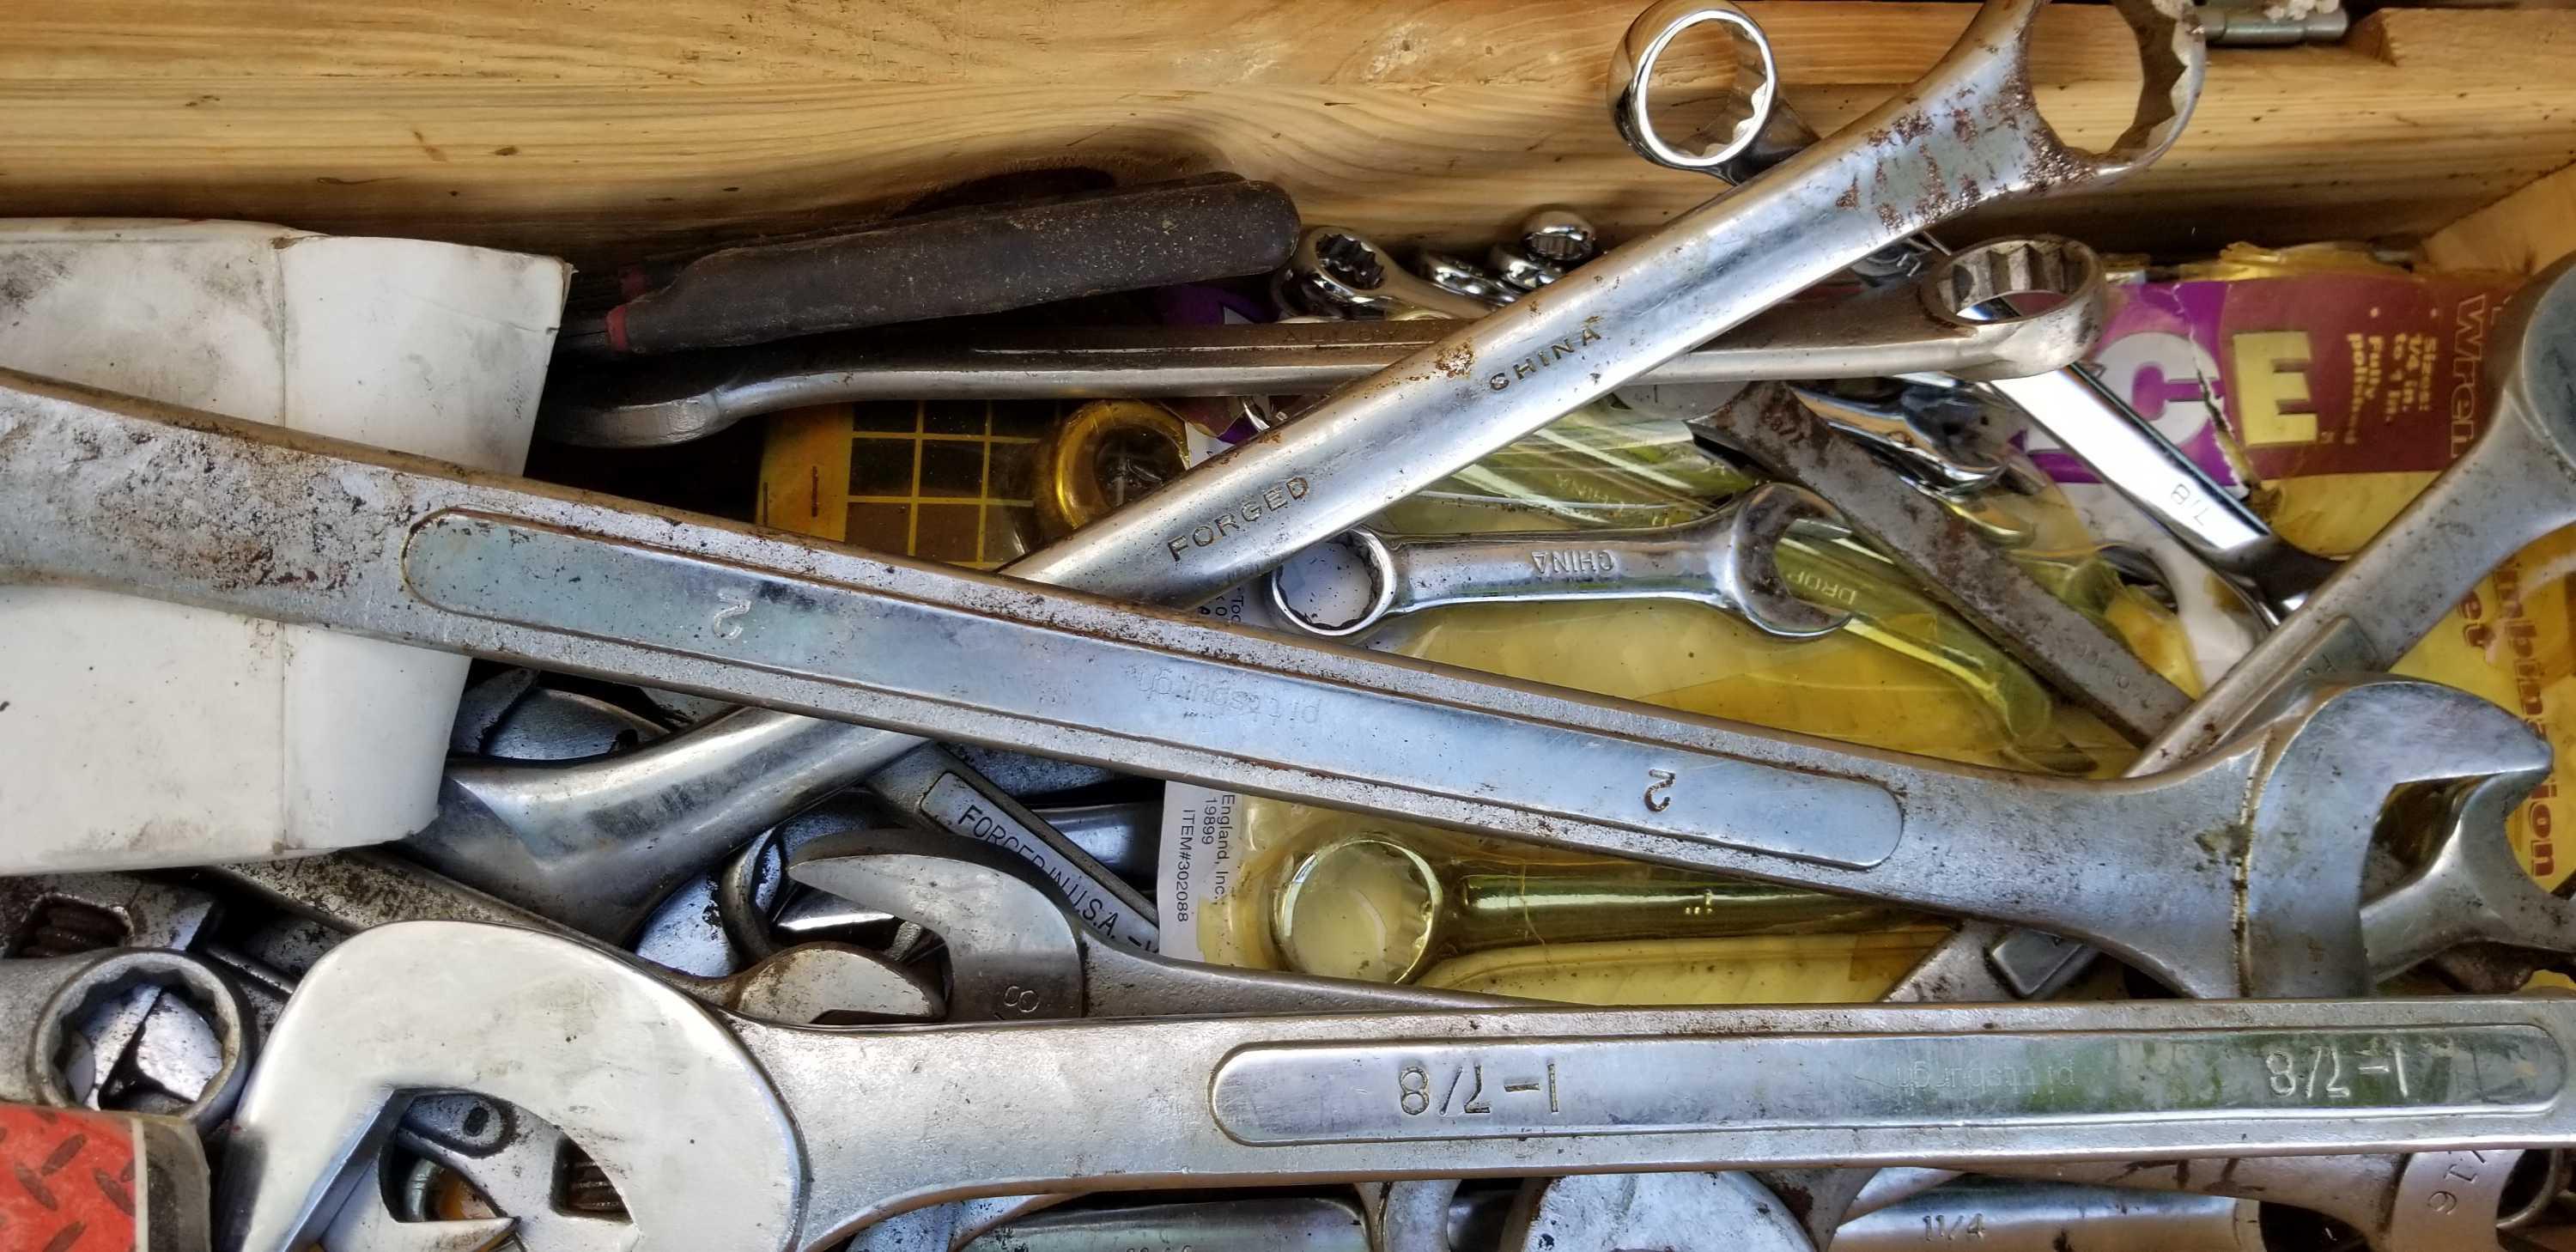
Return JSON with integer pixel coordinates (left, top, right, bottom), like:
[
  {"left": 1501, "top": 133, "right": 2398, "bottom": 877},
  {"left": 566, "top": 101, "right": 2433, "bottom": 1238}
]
[{"left": 0, "top": 220, "right": 568, "bottom": 872}]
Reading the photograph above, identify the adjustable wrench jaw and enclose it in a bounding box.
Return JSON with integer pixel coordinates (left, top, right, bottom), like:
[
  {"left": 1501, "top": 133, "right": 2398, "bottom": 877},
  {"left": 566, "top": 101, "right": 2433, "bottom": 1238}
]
[{"left": 216, "top": 925, "right": 806, "bottom": 1252}]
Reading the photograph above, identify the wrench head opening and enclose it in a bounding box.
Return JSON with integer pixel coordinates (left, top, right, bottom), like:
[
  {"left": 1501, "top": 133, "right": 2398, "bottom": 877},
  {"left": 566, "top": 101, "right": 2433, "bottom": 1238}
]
[
  {"left": 27, "top": 949, "right": 254, "bottom": 1135},
  {"left": 1711, "top": 483, "right": 1854, "bottom": 639},
  {"left": 2231, "top": 678, "right": 2553, "bottom": 998},
  {"left": 217, "top": 921, "right": 802, "bottom": 1252},
  {"left": 787, "top": 827, "right": 1088, "bottom": 1022},
  {"left": 1918, "top": 236, "right": 2110, "bottom": 382},
  {"left": 1607, "top": 1, "right": 1782, "bottom": 176},
  {"left": 1949, "top": 0, "right": 2205, "bottom": 185}
]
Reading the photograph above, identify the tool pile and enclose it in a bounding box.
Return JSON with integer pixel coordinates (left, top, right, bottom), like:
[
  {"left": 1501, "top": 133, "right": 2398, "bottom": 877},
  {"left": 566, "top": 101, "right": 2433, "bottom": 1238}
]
[{"left": 7, "top": 0, "right": 2576, "bottom": 1249}]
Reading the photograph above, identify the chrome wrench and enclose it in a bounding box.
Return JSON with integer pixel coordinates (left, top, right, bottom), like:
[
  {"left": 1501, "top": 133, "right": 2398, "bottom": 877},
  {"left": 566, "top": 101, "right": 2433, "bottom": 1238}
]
[
  {"left": 220, "top": 921, "right": 2576, "bottom": 1252},
  {"left": 1264, "top": 483, "right": 1849, "bottom": 640},
  {"left": 1921, "top": 250, "right": 2576, "bottom": 1000},
  {"left": 3, "top": 374, "right": 2549, "bottom": 1000},
  {"left": 249, "top": 0, "right": 2198, "bottom": 943},
  {"left": 1607, "top": 0, "right": 2322, "bottom": 619},
  {"left": 542, "top": 251, "right": 2100, "bottom": 448}
]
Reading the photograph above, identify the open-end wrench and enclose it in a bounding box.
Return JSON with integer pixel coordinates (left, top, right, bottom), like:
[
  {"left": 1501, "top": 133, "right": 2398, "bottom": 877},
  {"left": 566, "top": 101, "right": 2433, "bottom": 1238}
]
[
  {"left": 1921, "top": 251, "right": 2576, "bottom": 1000},
  {"left": 1671, "top": 380, "right": 2194, "bottom": 743},
  {"left": 784, "top": 822, "right": 1515, "bottom": 1243},
  {"left": 161, "top": 0, "right": 2198, "bottom": 948},
  {"left": 544, "top": 234, "right": 2104, "bottom": 449},
  {"left": 1607, "top": 0, "right": 2322, "bottom": 621},
  {"left": 1264, "top": 483, "right": 1849, "bottom": 639},
  {"left": 220, "top": 921, "right": 2576, "bottom": 1252},
  {"left": 0, "top": 374, "right": 2546, "bottom": 1000},
  {"left": 1783, "top": 383, "right": 2012, "bottom": 495},
  {"left": 201, "top": 849, "right": 941, "bottom": 1025}
]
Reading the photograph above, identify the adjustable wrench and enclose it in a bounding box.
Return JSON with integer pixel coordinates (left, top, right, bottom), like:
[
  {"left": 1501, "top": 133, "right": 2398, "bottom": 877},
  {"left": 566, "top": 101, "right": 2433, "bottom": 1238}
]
[
  {"left": 1265, "top": 483, "right": 1847, "bottom": 640},
  {"left": 0, "top": 374, "right": 2545, "bottom": 1000},
  {"left": 221, "top": 921, "right": 2576, "bottom": 1252},
  {"left": 1920, "top": 250, "right": 2576, "bottom": 1000},
  {"left": 1607, "top": 0, "right": 2324, "bottom": 620}
]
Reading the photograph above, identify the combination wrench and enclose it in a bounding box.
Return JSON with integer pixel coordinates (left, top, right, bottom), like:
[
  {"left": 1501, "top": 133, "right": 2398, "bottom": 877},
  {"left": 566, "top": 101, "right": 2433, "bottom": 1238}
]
[
  {"left": 381, "top": 0, "right": 2207, "bottom": 936},
  {"left": 1913, "top": 250, "right": 2576, "bottom": 1001},
  {"left": 538, "top": 230, "right": 2106, "bottom": 449},
  {"left": 1607, "top": 0, "right": 2329, "bottom": 621},
  {"left": 220, "top": 921, "right": 2576, "bottom": 1252},
  {"left": 1671, "top": 380, "right": 2195, "bottom": 742},
  {"left": 1264, "top": 483, "right": 1848, "bottom": 640},
  {"left": 1, "top": 373, "right": 2549, "bottom": 999}
]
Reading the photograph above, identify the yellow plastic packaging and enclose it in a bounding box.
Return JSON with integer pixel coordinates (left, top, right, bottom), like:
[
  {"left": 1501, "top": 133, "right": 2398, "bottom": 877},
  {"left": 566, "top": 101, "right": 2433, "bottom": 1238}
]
[{"left": 1188, "top": 397, "right": 2202, "bottom": 1005}]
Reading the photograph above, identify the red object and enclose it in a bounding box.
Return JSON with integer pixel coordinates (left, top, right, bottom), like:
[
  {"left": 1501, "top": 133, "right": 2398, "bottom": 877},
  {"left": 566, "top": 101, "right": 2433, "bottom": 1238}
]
[{"left": 0, "top": 1103, "right": 139, "bottom": 1252}]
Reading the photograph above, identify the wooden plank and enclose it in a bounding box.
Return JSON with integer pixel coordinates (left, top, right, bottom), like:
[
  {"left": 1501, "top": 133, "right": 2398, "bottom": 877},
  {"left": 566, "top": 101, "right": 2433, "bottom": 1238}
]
[
  {"left": 2425, "top": 161, "right": 2576, "bottom": 276},
  {"left": 1, "top": 4, "right": 2571, "bottom": 265}
]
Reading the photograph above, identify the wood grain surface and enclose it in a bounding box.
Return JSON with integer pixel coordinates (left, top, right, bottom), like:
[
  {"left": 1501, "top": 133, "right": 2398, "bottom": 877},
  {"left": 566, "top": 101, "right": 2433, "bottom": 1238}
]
[{"left": 3, "top": 3, "right": 2572, "bottom": 265}]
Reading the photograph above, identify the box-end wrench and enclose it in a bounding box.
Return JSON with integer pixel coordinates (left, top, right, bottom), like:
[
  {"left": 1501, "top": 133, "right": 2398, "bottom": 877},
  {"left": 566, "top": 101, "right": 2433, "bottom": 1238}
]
[
  {"left": 1607, "top": 0, "right": 2325, "bottom": 621},
  {"left": 197, "top": 0, "right": 2201, "bottom": 948},
  {"left": 0, "top": 948, "right": 253, "bottom": 1135},
  {"left": 1670, "top": 380, "right": 2194, "bottom": 743},
  {"left": 0, "top": 374, "right": 2545, "bottom": 1000},
  {"left": 220, "top": 921, "right": 2576, "bottom": 1252},
  {"left": 539, "top": 230, "right": 2105, "bottom": 449},
  {"left": 1264, "top": 483, "right": 1849, "bottom": 640},
  {"left": 1928, "top": 251, "right": 2576, "bottom": 1000}
]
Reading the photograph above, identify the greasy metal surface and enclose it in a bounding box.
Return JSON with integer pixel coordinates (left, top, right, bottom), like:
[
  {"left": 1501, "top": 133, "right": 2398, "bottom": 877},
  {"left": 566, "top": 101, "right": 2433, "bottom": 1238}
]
[
  {"left": 540, "top": 248, "right": 2104, "bottom": 449},
  {"left": 0, "top": 374, "right": 2549, "bottom": 998},
  {"left": 1672, "top": 381, "right": 2190, "bottom": 742},
  {"left": 219, "top": 922, "right": 2576, "bottom": 1252}
]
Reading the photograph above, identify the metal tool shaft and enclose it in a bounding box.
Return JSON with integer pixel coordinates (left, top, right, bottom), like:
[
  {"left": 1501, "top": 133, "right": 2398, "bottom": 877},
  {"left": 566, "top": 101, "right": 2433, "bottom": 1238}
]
[
  {"left": 220, "top": 922, "right": 2576, "bottom": 1252},
  {"left": 10, "top": 372, "right": 2537, "bottom": 998}
]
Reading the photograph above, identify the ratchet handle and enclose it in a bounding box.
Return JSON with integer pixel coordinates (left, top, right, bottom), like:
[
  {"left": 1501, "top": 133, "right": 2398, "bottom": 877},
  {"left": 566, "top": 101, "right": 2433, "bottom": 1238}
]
[{"left": 576, "top": 174, "right": 1301, "bottom": 355}]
